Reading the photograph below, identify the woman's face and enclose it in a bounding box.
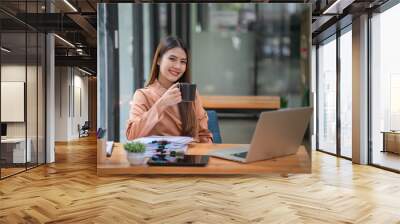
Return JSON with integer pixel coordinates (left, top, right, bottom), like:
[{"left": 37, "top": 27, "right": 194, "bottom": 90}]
[{"left": 158, "top": 47, "right": 187, "bottom": 83}]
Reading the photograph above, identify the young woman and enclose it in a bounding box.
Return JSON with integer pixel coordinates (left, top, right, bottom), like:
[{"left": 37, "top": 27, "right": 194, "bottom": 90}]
[{"left": 126, "top": 36, "right": 213, "bottom": 143}]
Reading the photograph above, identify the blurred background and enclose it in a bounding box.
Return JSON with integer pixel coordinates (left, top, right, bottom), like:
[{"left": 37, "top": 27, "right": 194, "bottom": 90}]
[{"left": 98, "top": 3, "right": 311, "bottom": 144}]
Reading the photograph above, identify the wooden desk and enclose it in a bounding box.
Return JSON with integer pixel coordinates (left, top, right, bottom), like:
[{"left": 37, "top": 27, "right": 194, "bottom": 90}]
[
  {"left": 97, "top": 143, "right": 310, "bottom": 176},
  {"left": 1, "top": 138, "right": 31, "bottom": 164},
  {"left": 382, "top": 131, "right": 400, "bottom": 154},
  {"left": 200, "top": 96, "right": 280, "bottom": 111}
]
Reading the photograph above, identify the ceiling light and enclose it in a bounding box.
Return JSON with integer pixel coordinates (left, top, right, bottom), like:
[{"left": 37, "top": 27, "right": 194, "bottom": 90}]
[
  {"left": 1, "top": 47, "right": 11, "bottom": 53},
  {"left": 322, "top": 0, "right": 354, "bottom": 15},
  {"left": 54, "top": 34, "right": 75, "bottom": 48},
  {"left": 63, "top": 0, "right": 78, "bottom": 12},
  {"left": 78, "top": 67, "right": 93, "bottom": 76},
  {"left": 323, "top": 0, "right": 341, "bottom": 14},
  {"left": 76, "top": 48, "right": 86, "bottom": 55}
]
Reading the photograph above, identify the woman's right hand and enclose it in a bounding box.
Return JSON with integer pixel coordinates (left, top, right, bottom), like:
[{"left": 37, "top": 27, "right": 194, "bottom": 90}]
[{"left": 157, "top": 83, "right": 182, "bottom": 109}]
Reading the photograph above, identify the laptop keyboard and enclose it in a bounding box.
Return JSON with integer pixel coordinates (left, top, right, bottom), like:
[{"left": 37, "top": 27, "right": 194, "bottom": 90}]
[{"left": 232, "top": 151, "right": 248, "bottom": 158}]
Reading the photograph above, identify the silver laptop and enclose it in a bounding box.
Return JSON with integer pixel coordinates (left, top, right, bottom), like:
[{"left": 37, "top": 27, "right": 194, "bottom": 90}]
[{"left": 208, "top": 107, "right": 313, "bottom": 163}]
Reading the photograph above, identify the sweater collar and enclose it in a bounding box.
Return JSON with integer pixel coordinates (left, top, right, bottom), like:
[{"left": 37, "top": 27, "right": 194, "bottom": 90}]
[{"left": 150, "top": 79, "right": 168, "bottom": 97}]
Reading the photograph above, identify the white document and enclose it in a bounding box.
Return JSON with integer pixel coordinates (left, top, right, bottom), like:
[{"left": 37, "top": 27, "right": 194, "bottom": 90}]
[{"left": 132, "top": 136, "right": 193, "bottom": 144}]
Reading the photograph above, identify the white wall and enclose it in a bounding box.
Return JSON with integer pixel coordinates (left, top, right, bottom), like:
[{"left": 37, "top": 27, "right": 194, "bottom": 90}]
[
  {"left": 1, "top": 65, "right": 36, "bottom": 138},
  {"left": 55, "top": 67, "right": 68, "bottom": 141},
  {"left": 72, "top": 73, "right": 89, "bottom": 138},
  {"left": 55, "top": 67, "right": 89, "bottom": 141}
]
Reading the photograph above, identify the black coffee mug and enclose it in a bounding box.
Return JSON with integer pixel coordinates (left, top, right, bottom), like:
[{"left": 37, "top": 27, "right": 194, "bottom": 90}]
[{"left": 178, "top": 83, "right": 196, "bottom": 102}]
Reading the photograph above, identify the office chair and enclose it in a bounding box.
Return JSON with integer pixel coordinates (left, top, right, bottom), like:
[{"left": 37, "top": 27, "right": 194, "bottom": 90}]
[
  {"left": 79, "top": 121, "right": 90, "bottom": 138},
  {"left": 206, "top": 110, "right": 222, "bottom": 143}
]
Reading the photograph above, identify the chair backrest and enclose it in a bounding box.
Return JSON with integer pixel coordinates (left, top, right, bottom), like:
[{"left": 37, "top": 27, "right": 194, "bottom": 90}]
[
  {"left": 82, "top": 121, "right": 90, "bottom": 129},
  {"left": 206, "top": 110, "right": 222, "bottom": 143}
]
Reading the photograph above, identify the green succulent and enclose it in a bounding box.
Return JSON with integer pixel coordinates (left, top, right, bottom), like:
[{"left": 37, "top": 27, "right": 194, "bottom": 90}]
[{"left": 124, "top": 142, "right": 146, "bottom": 153}]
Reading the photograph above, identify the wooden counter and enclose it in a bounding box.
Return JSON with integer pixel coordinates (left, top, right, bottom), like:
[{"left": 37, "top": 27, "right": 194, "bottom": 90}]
[
  {"left": 97, "top": 143, "right": 310, "bottom": 176},
  {"left": 200, "top": 95, "right": 280, "bottom": 110}
]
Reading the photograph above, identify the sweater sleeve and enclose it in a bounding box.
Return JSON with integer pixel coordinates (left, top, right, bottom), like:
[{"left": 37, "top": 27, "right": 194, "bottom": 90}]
[{"left": 125, "top": 90, "right": 165, "bottom": 140}]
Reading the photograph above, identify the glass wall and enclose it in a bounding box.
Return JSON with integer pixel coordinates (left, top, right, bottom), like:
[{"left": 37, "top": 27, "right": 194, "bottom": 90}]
[
  {"left": 0, "top": 31, "right": 28, "bottom": 177},
  {"left": 0, "top": 2, "right": 46, "bottom": 179},
  {"left": 190, "top": 4, "right": 310, "bottom": 143},
  {"left": 191, "top": 4, "right": 256, "bottom": 96},
  {"left": 316, "top": 26, "right": 353, "bottom": 159},
  {"left": 191, "top": 4, "right": 310, "bottom": 107},
  {"left": 317, "top": 35, "right": 337, "bottom": 154},
  {"left": 118, "top": 4, "right": 134, "bottom": 144},
  {"left": 339, "top": 28, "right": 352, "bottom": 158},
  {"left": 371, "top": 3, "right": 400, "bottom": 171}
]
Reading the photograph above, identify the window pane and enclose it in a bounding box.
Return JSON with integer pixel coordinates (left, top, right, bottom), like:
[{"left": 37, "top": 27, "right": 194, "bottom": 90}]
[
  {"left": 318, "top": 37, "right": 337, "bottom": 154},
  {"left": 118, "top": 4, "right": 134, "bottom": 143},
  {"left": 371, "top": 4, "right": 400, "bottom": 171},
  {"left": 340, "top": 29, "right": 352, "bottom": 158}
]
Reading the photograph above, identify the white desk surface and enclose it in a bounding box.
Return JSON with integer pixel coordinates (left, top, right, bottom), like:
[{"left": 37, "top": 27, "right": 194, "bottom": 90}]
[
  {"left": 1, "top": 138, "right": 27, "bottom": 144},
  {"left": 1, "top": 137, "right": 32, "bottom": 163}
]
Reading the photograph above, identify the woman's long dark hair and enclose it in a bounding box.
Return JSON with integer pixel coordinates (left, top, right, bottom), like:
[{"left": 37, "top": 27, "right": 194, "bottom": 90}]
[{"left": 147, "top": 36, "right": 197, "bottom": 137}]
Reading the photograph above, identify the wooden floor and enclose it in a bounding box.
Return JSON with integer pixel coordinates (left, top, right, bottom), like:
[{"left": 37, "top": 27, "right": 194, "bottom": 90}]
[
  {"left": 1, "top": 167, "right": 25, "bottom": 178},
  {"left": 1, "top": 136, "right": 400, "bottom": 223},
  {"left": 372, "top": 150, "right": 400, "bottom": 171}
]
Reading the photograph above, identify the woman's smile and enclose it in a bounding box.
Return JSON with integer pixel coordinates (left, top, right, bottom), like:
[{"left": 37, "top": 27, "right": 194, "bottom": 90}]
[{"left": 169, "top": 69, "right": 181, "bottom": 76}]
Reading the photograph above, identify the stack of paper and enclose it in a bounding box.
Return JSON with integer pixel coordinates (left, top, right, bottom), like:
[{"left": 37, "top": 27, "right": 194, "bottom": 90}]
[{"left": 132, "top": 136, "right": 193, "bottom": 156}]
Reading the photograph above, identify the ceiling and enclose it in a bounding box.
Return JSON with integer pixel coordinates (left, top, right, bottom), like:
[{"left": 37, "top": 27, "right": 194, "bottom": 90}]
[
  {"left": 0, "top": 0, "right": 98, "bottom": 74},
  {"left": 0, "top": 0, "right": 392, "bottom": 75}
]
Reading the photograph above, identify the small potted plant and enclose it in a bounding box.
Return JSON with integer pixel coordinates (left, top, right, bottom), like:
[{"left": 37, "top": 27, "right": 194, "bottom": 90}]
[{"left": 124, "top": 142, "right": 146, "bottom": 165}]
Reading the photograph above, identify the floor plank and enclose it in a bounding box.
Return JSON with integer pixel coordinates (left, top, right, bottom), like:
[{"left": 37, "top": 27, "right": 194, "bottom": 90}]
[{"left": 0, "top": 136, "right": 400, "bottom": 223}]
